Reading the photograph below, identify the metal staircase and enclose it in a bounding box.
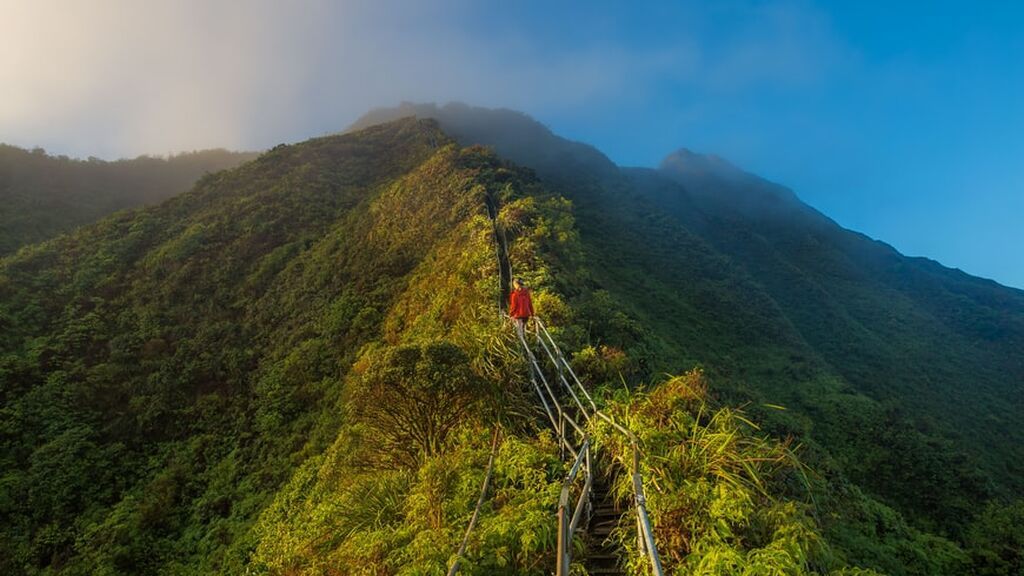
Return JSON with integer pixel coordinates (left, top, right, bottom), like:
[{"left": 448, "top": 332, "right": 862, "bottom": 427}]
[
  {"left": 448, "top": 194, "right": 664, "bottom": 575},
  {"left": 527, "top": 318, "right": 664, "bottom": 576},
  {"left": 586, "top": 467, "right": 627, "bottom": 575}
]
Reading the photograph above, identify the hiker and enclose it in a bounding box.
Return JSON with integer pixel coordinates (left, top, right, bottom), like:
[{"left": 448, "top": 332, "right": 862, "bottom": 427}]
[{"left": 509, "top": 277, "right": 534, "bottom": 341}]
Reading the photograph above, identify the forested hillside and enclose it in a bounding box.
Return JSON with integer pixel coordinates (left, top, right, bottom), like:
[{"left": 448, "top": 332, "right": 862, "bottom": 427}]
[
  {"left": 0, "top": 144, "right": 258, "bottom": 256},
  {"left": 1, "top": 114, "right": 1021, "bottom": 575},
  {"left": 352, "top": 104, "right": 1024, "bottom": 573}
]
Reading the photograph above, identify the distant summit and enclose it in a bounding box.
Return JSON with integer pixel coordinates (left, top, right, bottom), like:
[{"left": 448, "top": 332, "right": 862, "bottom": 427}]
[
  {"left": 349, "top": 101, "right": 618, "bottom": 179},
  {"left": 352, "top": 102, "right": 804, "bottom": 217},
  {"left": 659, "top": 147, "right": 742, "bottom": 178},
  {"left": 658, "top": 147, "right": 802, "bottom": 217}
]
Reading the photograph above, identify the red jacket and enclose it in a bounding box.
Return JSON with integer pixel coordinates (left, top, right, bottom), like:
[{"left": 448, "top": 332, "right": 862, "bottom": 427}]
[{"left": 509, "top": 288, "right": 534, "bottom": 319}]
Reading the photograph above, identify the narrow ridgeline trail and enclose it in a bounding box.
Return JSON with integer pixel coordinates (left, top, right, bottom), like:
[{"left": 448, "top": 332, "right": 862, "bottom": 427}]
[
  {"left": 587, "top": 469, "right": 626, "bottom": 575},
  {"left": 448, "top": 193, "right": 664, "bottom": 575},
  {"left": 518, "top": 319, "right": 663, "bottom": 576},
  {"left": 492, "top": 186, "right": 662, "bottom": 575}
]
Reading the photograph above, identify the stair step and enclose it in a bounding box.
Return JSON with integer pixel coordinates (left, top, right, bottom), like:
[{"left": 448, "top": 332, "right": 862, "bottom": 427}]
[{"left": 584, "top": 460, "right": 626, "bottom": 576}]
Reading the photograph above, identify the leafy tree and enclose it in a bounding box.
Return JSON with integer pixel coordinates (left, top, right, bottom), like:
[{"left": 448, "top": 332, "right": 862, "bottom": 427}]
[
  {"left": 348, "top": 342, "right": 489, "bottom": 468},
  {"left": 964, "top": 500, "right": 1024, "bottom": 576}
]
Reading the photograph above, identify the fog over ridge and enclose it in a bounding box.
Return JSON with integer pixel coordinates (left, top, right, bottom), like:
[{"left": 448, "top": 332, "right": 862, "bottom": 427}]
[{"left": 1, "top": 0, "right": 836, "bottom": 160}]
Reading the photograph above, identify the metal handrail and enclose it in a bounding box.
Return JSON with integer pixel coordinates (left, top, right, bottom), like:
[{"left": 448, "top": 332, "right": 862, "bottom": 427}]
[
  {"left": 486, "top": 193, "right": 661, "bottom": 575},
  {"left": 534, "top": 318, "right": 664, "bottom": 576},
  {"left": 447, "top": 428, "right": 501, "bottom": 576},
  {"left": 517, "top": 327, "right": 586, "bottom": 438},
  {"left": 533, "top": 328, "right": 592, "bottom": 423},
  {"left": 556, "top": 438, "right": 592, "bottom": 576},
  {"left": 513, "top": 324, "right": 592, "bottom": 575}
]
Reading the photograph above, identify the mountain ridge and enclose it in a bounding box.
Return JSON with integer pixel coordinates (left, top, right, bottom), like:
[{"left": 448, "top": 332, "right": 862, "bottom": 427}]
[
  {"left": 350, "top": 103, "right": 1024, "bottom": 525},
  {"left": 0, "top": 111, "right": 1020, "bottom": 575},
  {"left": 352, "top": 102, "right": 1023, "bottom": 293},
  {"left": 0, "top": 144, "right": 259, "bottom": 257}
]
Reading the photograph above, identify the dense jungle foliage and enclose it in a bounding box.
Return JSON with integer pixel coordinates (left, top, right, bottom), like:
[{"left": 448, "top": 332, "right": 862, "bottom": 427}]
[
  {"left": 1, "top": 114, "right": 1020, "bottom": 575},
  {"left": 353, "top": 104, "right": 1023, "bottom": 573},
  {"left": 0, "top": 144, "right": 258, "bottom": 256}
]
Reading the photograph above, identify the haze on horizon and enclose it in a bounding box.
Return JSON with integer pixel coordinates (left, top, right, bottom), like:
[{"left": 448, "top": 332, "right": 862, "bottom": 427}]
[{"left": 2, "top": 0, "right": 1022, "bottom": 289}]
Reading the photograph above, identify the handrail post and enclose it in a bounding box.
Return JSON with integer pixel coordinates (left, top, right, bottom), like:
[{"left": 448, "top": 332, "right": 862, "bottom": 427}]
[
  {"left": 557, "top": 357, "right": 564, "bottom": 398},
  {"left": 559, "top": 412, "right": 566, "bottom": 461},
  {"left": 636, "top": 508, "right": 646, "bottom": 559},
  {"left": 535, "top": 319, "right": 543, "bottom": 367},
  {"left": 556, "top": 502, "right": 569, "bottom": 576},
  {"left": 633, "top": 473, "right": 664, "bottom": 576},
  {"left": 447, "top": 429, "right": 500, "bottom": 576},
  {"left": 585, "top": 444, "right": 593, "bottom": 526}
]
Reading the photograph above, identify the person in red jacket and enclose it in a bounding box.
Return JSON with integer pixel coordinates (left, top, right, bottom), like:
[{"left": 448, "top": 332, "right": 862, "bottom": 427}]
[{"left": 509, "top": 277, "right": 534, "bottom": 340}]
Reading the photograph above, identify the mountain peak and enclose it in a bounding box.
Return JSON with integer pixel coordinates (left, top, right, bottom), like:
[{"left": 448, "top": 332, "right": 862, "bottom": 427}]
[
  {"left": 657, "top": 146, "right": 801, "bottom": 215},
  {"left": 659, "top": 147, "right": 745, "bottom": 180},
  {"left": 347, "top": 101, "right": 618, "bottom": 179}
]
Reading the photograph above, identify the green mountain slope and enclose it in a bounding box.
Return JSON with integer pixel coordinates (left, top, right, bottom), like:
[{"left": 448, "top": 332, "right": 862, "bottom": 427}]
[
  {"left": 0, "top": 144, "right": 259, "bottom": 256},
  {"left": 351, "top": 103, "right": 1024, "bottom": 565},
  {"left": 0, "top": 119, "right": 486, "bottom": 571},
  {"left": 2, "top": 119, "right": 614, "bottom": 574},
  {"left": 640, "top": 154, "right": 1024, "bottom": 508},
  {"left": 2, "top": 111, "right": 1021, "bottom": 575}
]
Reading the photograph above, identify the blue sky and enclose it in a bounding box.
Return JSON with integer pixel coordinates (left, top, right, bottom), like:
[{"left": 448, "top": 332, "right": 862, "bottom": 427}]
[
  {"left": 3, "top": 0, "right": 1022, "bottom": 288},
  {"left": 512, "top": 1, "right": 1024, "bottom": 289}
]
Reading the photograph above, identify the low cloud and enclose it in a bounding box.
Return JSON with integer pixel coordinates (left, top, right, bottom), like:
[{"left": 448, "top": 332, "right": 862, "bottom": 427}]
[{"left": 1, "top": 0, "right": 842, "bottom": 158}]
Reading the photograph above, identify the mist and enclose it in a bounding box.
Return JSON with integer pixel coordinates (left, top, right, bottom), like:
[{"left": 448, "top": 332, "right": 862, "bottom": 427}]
[
  {"left": 2, "top": 1, "right": 636, "bottom": 158},
  {"left": 1, "top": 0, "right": 838, "bottom": 160}
]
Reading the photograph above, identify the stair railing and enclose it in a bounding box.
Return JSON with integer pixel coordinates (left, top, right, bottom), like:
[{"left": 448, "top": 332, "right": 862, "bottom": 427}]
[
  {"left": 517, "top": 328, "right": 586, "bottom": 458},
  {"left": 478, "top": 194, "right": 595, "bottom": 574},
  {"left": 485, "top": 194, "right": 656, "bottom": 574},
  {"left": 534, "top": 318, "right": 664, "bottom": 576},
  {"left": 514, "top": 322, "right": 593, "bottom": 575},
  {"left": 446, "top": 428, "right": 501, "bottom": 576},
  {"left": 556, "top": 437, "right": 592, "bottom": 576}
]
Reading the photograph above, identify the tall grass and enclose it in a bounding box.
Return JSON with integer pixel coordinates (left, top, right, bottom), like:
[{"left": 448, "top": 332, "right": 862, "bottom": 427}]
[{"left": 591, "top": 369, "right": 883, "bottom": 576}]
